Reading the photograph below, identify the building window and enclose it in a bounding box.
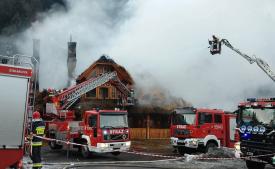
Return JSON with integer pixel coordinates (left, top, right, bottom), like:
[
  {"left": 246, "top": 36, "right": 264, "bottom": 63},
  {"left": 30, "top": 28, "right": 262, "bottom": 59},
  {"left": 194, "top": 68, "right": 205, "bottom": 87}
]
[
  {"left": 102, "top": 66, "right": 112, "bottom": 73},
  {"left": 112, "top": 87, "right": 116, "bottom": 99},
  {"left": 99, "top": 87, "right": 109, "bottom": 99},
  {"left": 98, "top": 66, "right": 103, "bottom": 75},
  {"left": 91, "top": 71, "right": 96, "bottom": 78},
  {"left": 86, "top": 89, "right": 96, "bottom": 98}
]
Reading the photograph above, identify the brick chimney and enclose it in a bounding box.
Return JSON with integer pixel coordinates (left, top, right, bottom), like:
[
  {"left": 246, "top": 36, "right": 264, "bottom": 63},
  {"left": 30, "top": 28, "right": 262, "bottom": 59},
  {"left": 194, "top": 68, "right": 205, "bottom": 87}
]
[{"left": 67, "top": 36, "right": 77, "bottom": 87}]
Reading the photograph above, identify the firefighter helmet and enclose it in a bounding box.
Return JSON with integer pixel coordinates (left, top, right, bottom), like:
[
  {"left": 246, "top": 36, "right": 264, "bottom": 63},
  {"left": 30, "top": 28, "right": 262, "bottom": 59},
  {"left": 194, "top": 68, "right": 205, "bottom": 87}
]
[{"left": 33, "top": 111, "right": 41, "bottom": 119}]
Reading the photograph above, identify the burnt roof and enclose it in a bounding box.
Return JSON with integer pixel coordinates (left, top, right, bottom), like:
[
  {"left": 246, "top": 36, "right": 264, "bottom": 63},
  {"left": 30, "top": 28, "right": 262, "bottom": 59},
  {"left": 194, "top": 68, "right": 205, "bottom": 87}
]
[
  {"left": 97, "top": 55, "right": 116, "bottom": 64},
  {"left": 77, "top": 55, "right": 134, "bottom": 85}
]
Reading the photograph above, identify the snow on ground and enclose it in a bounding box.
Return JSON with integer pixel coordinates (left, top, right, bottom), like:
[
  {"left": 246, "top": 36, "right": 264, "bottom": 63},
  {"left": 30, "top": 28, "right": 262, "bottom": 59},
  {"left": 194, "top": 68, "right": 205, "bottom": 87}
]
[
  {"left": 23, "top": 147, "right": 245, "bottom": 169},
  {"left": 22, "top": 143, "right": 274, "bottom": 169},
  {"left": 23, "top": 156, "right": 65, "bottom": 169}
]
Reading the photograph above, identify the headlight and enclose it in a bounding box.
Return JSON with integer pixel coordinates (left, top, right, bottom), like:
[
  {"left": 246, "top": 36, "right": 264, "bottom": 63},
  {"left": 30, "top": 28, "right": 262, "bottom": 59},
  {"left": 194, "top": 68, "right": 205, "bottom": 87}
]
[
  {"left": 103, "top": 130, "right": 108, "bottom": 135},
  {"left": 240, "top": 125, "right": 246, "bottom": 133},
  {"left": 97, "top": 143, "right": 108, "bottom": 148},
  {"left": 234, "top": 142, "right": 240, "bottom": 151},
  {"left": 247, "top": 126, "right": 253, "bottom": 132},
  {"left": 259, "top": 126, "right": 266, "bottom": 133},
  {"left": 189, "top": 139, "right": 198, "bottom": 145},
  {"left": 125, "top": 141, "right": 131, "bottom": 147},
  {"left": 253, "top": 126, "right": 259, "bottom": 132}
]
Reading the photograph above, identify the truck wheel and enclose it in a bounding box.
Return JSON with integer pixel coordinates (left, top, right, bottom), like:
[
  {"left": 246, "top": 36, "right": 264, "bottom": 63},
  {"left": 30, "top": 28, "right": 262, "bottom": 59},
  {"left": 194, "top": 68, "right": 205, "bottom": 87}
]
[
  {"left": 111, "top": 152, "right": 121, "bottom": 156},
  {"left": 246, "top": 160, "right": 265, "bottom": 169},
  {"left": 81, "top": 146, "right": 91, "bottom": 158},
  {"left": 49, "top": 141, "right": 62, "bottom": 150},
  {"left": 205, "top": 142, "right": 217, "bottom": 153},
  {"left": 178, "top": 147, "right": 186, "bottom": 155}
]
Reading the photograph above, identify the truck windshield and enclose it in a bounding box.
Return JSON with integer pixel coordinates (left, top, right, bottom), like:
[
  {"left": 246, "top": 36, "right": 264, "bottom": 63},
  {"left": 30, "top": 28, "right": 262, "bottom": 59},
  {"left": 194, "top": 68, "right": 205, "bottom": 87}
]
[
  {"left": 241, "top": 108, "right": 275, "bottom": 126},
  {"left": 100, "top": 113, "right": 128, "bottom": 128},
  {"left": 172, "top": 113, "right": 196, "bottom": 125}
]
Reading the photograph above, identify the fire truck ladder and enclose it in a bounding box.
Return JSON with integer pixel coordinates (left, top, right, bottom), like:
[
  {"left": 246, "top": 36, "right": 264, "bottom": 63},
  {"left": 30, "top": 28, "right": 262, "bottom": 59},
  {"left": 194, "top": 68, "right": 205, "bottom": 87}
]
[
  {"left": 110, "top": 76, "right": 130, "bottom": 97},
  {"left": 209, "top": 36, "right": 275, "bottom": 82},
  {"left": 57, "top": 71, "right": 130, "bottom": 110}
]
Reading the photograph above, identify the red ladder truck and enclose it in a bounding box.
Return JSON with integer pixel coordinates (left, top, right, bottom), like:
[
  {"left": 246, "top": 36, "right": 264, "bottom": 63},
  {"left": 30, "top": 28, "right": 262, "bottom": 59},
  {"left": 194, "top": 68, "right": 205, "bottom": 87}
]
[
  {"left": 45, "top": 71, "right": 132, "bottom": 158},
  {"left": 170, "top": 107, "right": 237, "bottom": 155},
  {"left": 0, "top": 54, "right": 35, "bottom": 169}
]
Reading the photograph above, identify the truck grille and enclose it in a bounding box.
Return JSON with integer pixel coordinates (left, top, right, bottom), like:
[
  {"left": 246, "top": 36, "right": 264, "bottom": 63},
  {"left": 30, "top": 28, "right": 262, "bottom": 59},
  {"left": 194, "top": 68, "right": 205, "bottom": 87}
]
[
  {"left": 104, "top": 134, "right": 128, "bottom": 141},
  {"left": 241, "top": 140, "right": 275, "bottom": 154},
  {"left": 175, "top": 129, "right": 190, "bottom": 136}
]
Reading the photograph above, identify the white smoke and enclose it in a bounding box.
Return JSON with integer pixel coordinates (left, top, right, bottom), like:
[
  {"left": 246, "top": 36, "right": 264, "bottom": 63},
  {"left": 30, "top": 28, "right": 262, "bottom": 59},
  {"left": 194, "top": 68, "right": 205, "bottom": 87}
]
[
  {"left": 15, "top": 0, "right": 135, "bottom": 89},
  {"left": 15, "top": 0, "right": 275, "bottom": 111},
  {"left": 106, "top": 0, "right": 275, "bottom": 111}
]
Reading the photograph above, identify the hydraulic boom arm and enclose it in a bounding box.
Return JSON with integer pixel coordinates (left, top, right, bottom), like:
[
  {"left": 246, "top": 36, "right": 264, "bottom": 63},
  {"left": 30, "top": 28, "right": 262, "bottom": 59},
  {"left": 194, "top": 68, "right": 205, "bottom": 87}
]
[{"left": 209, "top": 35, "right": 275, "bottom": 82}]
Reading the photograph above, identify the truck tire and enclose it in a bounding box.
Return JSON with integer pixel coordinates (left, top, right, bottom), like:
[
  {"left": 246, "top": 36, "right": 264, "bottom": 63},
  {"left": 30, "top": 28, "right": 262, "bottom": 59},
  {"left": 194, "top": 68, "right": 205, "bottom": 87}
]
[
  {"left": 49, "top": 140, "right": 63, "bottom": 150},
  {"left": 111, "top": 152, "right": 121, "bottom": 156},
  {"left": 205, "top": 142, "right": 217, "bottom": 153},
  {"left": 178, "top": 147, "right": 186, "bottom": 155},
  {"left": 81, "top": 145, "right": 91, "bottom": 158},
  {"left": 48, "top": 133, "right": 63, "bottom": 150},
  {"left": 246, "top": 160, "right": 265, "bottom": 169}
]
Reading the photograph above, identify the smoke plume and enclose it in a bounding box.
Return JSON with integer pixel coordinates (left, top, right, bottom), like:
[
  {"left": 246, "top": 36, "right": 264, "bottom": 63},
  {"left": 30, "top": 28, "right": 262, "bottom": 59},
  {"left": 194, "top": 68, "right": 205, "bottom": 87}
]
[
  {"left": 106, "top": 0, "right": 275, "bottom": 111},
  {"left": 2, "top": 0, "right": 275, "bottom": 111},
  {"left": 134, "top": 72, "right": 191, "bottom": 110},
  {"left": 13, "top": 0, "right": 135, "bottom": 89}
]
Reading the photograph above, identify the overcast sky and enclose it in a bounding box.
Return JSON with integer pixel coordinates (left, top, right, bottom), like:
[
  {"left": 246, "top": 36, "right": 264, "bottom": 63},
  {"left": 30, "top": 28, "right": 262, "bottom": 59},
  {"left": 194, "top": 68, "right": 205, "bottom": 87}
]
[{"left": 16, "top": 0, "right": 275, "bottom": 111}]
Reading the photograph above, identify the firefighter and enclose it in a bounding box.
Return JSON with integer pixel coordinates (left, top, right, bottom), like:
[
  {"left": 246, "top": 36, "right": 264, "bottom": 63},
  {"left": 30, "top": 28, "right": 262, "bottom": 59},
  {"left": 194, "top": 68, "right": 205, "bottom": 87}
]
[
  {"left": 30, "top": 111, "right": 45, "bottom": 169},
  {"left": 209, "top": 35, "right": 221, "bottom": 55}
]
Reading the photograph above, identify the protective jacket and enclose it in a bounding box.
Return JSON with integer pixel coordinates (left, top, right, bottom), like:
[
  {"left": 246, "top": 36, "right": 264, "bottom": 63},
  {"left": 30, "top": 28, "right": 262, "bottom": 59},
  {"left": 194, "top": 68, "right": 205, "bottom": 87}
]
[{"left": 31, "top": 119, "right": 45, "bottom": 146}]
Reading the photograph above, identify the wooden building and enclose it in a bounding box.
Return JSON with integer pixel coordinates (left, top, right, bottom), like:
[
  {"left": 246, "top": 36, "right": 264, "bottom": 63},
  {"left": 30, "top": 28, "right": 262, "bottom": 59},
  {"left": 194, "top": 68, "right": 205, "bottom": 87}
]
[
  {"left": 76, "top": 55, "right": 134, "bottom": 110},
  {"left": 75, "top": 55, "right": 173, "bottom": 139}
]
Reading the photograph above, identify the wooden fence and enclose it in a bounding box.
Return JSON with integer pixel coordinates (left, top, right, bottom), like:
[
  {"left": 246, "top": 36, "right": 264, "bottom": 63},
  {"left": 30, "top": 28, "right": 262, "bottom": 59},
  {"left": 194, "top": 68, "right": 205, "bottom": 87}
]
[{"left": 130, "top": 128, "right": 170, "bottom": 139}]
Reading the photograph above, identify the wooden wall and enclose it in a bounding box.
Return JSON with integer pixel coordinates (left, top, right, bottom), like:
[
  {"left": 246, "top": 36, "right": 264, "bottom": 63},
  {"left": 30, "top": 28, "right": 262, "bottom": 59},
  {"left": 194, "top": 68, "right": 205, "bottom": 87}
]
[{"left": 130, "top": 128, "right": 170, "bottom": 139}]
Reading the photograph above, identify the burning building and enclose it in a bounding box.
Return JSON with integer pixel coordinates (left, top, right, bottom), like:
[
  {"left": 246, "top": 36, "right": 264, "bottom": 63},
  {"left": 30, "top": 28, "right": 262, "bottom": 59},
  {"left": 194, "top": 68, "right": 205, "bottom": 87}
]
[{"left": 76, "top": 55, "right": 134, "bottom": 110}]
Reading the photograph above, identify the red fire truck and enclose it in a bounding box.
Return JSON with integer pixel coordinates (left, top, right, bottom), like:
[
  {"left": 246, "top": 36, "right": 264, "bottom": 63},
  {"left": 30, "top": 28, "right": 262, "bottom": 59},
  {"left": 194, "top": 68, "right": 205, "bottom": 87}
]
[
  {"left": 0, "top": 56, "right": 34, "bottom": 168},
  {"left": 170, "top": 107, "right": 237, "bottom": 155},
  {"left": 47, "top": 109, "right": 130, "bottom": 158},
  {"left": 45, "top": 71, "right": 132, "bottom": 158}
]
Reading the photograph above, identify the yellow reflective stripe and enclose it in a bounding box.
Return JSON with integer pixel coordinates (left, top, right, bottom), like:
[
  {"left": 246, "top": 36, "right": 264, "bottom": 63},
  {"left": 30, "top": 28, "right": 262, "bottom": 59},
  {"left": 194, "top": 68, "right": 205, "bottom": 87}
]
[
  {"left": 33, "top": 163, "right": 42, "bottom": 167},
  {"left": 32, "top": 142, "right": 42, "bottom": 146},
  {"left": 36, "top": 127, "right": 45, "bottom": 135}
]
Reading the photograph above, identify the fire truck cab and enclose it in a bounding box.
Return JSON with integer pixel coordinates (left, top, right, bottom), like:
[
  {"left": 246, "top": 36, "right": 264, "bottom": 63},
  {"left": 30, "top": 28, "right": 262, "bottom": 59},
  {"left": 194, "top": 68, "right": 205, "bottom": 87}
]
[
  {"left": 47, "top": 109, "right": 131, "bottom": 158},
  {"left": 237, "top": 98, "right": 275, "bottom": 169},
  {"left": 170, "top": 107, "right": 237, "bottom": 155}
]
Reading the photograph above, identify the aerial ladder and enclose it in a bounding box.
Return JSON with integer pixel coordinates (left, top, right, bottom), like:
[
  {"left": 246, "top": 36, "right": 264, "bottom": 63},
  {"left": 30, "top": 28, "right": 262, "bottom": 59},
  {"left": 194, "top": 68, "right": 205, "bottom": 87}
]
[
  {"left": 208, "top": 35, "right": 275, "bottom": 82},
  {"left": 47, "top": 71, "right": 132, "bottom": 117}
]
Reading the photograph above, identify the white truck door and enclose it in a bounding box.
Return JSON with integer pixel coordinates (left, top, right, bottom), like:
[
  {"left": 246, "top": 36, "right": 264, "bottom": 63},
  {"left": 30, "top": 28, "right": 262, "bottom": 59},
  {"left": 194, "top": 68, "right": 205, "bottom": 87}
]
[
  {"left": 0, "top": 75, "right": 29, "bottom": 148},
  {"left": 229, "top": 117, "right": 237, "bottom": 141}
]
